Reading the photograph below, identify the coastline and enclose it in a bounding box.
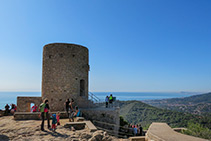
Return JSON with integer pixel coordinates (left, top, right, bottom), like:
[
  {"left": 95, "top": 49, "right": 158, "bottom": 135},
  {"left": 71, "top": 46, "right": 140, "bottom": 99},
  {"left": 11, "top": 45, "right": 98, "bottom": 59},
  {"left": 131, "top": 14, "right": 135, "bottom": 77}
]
[{"left": 0, "top": 92, "right": 200, "bottom": 110}]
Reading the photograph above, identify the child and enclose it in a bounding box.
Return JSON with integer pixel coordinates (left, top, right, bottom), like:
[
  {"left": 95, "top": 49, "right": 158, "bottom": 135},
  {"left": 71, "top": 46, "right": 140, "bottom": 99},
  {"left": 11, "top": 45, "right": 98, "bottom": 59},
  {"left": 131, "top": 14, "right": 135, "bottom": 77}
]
[
  {"left": 51, "top": 114, "right": 57, "bottom": 131},
  {"left": 56, "top": 112, "right": 60, "bottom": 126}
]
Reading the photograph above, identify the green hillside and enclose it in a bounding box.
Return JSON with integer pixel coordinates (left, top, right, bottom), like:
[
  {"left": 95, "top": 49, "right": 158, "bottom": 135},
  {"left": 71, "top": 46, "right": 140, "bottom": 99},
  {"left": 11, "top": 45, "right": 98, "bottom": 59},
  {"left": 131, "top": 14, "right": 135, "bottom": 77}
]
[
  {"left": 117, "top": 100, "right": 211, "bottom": 139},
  {"left": 143, "top": 92, "right": 211, "bottom": 115},
  {"left": 117, "top": 100, "right": 211, "bottom": 129}
]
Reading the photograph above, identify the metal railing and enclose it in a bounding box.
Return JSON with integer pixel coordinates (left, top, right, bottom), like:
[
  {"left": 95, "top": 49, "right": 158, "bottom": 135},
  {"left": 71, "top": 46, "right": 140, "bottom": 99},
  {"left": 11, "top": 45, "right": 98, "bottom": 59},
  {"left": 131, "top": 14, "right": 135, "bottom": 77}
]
[
  {"left": 92, "top": 120, "right": 139, "bottom": 138},
  {"left": 87, "top": 92, "right": 120, "bottom": 108},
  {"left": 88, "top": 92, "right": 101, "bottom": 103}
]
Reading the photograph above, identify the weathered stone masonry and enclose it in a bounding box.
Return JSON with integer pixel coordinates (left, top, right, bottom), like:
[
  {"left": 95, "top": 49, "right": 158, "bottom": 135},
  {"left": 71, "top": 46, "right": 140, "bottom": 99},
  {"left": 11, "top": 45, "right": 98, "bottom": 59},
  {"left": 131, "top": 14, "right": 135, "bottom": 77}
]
[
  {"left": 42, "top": 43, "right": 89, "bottom": 111},
  {"left": 17, "top": 43, "right": 90, "bottom": 112},
  {"left": 17, "top": 97, "right": 42, "bottom": 112}
]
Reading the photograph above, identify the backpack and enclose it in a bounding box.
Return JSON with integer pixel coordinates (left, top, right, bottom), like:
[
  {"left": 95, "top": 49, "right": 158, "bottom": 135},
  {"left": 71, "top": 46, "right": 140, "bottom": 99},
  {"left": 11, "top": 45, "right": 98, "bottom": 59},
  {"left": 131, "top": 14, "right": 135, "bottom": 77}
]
[
  {"left": 44, "top": 107, "right": 48, "bottom": 112},
  {"left": 39, "top": 103, "right": 46, "bottom": 113},
  {"left": 76, "top": 109, "right": 80, "bottom": 117}
]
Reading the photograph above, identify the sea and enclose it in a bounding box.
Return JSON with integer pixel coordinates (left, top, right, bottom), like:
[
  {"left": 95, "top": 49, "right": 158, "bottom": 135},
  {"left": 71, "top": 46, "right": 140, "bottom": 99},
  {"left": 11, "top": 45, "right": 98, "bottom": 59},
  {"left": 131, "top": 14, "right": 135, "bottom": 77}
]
[{"left": 0, "top": 92, "right": 199, "bottom": 110}]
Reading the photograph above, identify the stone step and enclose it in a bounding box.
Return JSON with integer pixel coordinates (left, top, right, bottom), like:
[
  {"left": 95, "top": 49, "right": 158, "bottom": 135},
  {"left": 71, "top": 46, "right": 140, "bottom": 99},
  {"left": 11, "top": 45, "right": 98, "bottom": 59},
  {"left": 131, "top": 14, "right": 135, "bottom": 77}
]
[
  {"left": 64, "top": 122, "right": 86, "bottom": 130},
  {"left": 129, "top": 136, "right": 146, "bottom": 141},
  {"left": 74, "top": 117, "right": 85, "bottom": 122},
  {"left": 83, "top": 121, "right": 97, "bottom": 132}
]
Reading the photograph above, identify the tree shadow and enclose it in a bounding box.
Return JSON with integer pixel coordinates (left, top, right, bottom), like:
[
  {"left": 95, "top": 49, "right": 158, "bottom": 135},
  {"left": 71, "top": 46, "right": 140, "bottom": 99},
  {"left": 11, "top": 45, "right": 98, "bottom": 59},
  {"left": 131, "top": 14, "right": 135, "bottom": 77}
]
[{"left": 0, "top": 135, "right": 9, "bottom": 141}]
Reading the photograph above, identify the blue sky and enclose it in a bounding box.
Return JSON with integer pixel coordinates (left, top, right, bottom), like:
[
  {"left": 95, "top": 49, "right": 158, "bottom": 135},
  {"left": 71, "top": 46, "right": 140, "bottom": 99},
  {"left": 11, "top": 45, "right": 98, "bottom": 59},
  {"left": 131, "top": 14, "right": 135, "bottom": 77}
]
[{"left": 0, "top": 0, "right": 210, "bottom": 92}]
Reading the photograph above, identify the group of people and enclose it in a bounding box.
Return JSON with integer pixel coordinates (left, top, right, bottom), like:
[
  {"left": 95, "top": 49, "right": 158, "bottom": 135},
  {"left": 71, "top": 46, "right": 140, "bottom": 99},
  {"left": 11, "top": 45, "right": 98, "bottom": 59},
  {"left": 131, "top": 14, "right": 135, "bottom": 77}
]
[
  {"left": 4, "top": 103, "right": 17, "bottom": 115},
  {"left": 105, "top": 94, "right": 115, "bottom": 108},
  {"left": 127, "top": 124, "right": 143, "bottom": 136},
  {"left": 39, "top": 99, "right": 60, "bottom": 131},
  {"left": 64, "top": 98, "right": 80, "bottom": 122},
  {"left": 39, "top": 98, "right": 81, "bottom": 131}
]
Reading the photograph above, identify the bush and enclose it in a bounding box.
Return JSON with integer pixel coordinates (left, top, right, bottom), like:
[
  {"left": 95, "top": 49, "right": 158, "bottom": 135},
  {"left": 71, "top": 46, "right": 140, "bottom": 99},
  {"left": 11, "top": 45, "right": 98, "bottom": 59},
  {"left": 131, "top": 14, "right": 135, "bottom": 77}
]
[{"left": 182, "top": 122, "right": 211, "bottom": 140}]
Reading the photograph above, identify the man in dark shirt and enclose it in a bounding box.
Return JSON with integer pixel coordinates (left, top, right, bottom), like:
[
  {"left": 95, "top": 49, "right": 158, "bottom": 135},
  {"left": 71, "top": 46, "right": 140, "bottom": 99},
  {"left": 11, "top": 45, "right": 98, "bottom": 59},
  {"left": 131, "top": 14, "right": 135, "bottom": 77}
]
[
  {"left": 4, "top": 104, "right": 10, "bottom": 115},
  {"left": 64, "top": 98, "right": 70, "bottom": 117}
]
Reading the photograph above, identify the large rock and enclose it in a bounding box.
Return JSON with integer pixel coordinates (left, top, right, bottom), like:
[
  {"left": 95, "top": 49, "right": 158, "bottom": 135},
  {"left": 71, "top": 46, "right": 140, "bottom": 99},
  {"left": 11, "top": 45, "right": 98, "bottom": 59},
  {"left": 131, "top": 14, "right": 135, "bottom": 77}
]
[
  {"left": 102, "top": 135, "right": 113, "bottom": 141},
  {"left": 88, "top": 130, "right": 104, "bottom": 141},
  {"left": 80, "top": 132, "right": 92, "bottom": 140}
]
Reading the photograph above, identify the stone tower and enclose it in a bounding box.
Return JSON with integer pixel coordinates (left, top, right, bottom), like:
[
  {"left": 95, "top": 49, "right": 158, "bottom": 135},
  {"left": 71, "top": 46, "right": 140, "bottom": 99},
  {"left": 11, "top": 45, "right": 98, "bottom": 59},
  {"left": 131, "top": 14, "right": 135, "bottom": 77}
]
[{"left": 42, "top": 43, "right": 89, "bottom": 111}]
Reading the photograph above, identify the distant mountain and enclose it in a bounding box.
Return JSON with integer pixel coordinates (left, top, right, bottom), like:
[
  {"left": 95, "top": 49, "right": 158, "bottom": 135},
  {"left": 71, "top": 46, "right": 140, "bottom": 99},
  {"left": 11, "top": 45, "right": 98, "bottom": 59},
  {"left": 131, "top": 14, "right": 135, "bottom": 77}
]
[{"left": 143, "top": 92, "right": 211, "bottom": 116}]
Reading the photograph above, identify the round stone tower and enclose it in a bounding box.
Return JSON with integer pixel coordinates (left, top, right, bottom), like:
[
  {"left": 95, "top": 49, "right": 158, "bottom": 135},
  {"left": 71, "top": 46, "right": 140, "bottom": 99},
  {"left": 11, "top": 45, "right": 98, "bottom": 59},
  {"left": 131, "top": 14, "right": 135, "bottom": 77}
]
[{"left": 42, "top": 43, "right": 89, "bottom": 111}]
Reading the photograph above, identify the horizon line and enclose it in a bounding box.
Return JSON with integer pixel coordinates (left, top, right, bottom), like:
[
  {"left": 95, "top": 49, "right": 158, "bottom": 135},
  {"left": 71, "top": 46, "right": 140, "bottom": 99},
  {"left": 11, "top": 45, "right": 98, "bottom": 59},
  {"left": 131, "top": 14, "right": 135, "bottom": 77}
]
[{"left": 0, "top": 91, "right": 209, "bottom": 94}]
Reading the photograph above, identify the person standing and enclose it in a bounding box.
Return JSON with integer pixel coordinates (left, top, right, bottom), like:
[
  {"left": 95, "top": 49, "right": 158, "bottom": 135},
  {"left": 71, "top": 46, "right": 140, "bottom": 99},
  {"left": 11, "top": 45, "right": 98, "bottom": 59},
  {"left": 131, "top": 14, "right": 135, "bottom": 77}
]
[
  {"left": 51, "top": 114, "right": 57, "bottom": 132},
  {"left": 4, "top": 104, "right": 10, "bottom": 116},
  {"left": 69, "top": 99, "right": 75, "bottom": 114},
  {"left": 105, "top": 96, "right": 109, "bottom": 108},
  {"left": 56, "top": 112, "right": 60, "bottom": 126},
  {"left": 133, "top": 125, "right": 138, "bottom": 136},
  {"left": 109, "top": 94, "right": 113, "bottom": 107},
  {"left": 139, "top": 123, "right": 143, "bottom": 136},
  {"left": 64, "top": 99, "right": 70, "bottom": 117},
  {"left": 39, "top": 99, "right": 50, "bottom": 131}
]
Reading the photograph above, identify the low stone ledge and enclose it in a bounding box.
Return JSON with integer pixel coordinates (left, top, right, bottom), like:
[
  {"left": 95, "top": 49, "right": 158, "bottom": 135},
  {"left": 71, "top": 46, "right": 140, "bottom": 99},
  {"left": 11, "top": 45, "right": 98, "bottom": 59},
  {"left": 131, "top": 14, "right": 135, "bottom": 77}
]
[
  {"left": 14, "top": 112, "right": 41, "bottom": 120},
  {"left": 64, "top": 122, "right": 86, "bottom": 130},
  {"left": 14, "top": 111, "right": 69, "bottom": 120},
  {"left": 129, "top": 136, "right": 146, "bottom": 141},
  {"left": 83, "top": 120, "right": 97, "bottom": 132},
  {"left": 0, "top": 110, "right": 4, "bottom": 117},
  {"left": 74, "top": 117, "right": 85, "bottom": 122}
]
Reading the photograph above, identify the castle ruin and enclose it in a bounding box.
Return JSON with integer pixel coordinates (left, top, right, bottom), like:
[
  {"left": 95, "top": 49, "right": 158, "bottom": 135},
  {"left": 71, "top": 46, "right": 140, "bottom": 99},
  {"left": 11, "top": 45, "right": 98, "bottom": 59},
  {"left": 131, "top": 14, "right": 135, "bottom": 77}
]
[
  {"left": 15, "top": 43, "right": 120, "bottom": 136},
  {"left": 42, "top": 43, "right": 89, "bottom": 111},
  {"left": 17, "top": 43, "right": 91, "bottom": 112}
]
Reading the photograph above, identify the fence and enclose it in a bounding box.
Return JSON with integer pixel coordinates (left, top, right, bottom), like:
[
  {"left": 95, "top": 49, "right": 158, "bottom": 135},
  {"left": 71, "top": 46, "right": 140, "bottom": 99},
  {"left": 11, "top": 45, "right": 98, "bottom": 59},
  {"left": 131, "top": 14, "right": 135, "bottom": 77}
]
[
  {"left": 92, "top": 120, "right": 142, "bottom": 138},
  {"left": 88, "top": 92, "right": 120, "bottom": 108}
]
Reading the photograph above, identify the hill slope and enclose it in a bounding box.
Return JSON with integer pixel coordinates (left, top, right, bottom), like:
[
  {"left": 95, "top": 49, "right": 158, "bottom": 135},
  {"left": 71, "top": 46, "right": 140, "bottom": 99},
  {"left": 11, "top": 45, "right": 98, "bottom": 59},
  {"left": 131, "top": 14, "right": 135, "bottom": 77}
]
[
  {"left": 143, "top": 93, "right": 211, "bottom": 115},
  {"left": 117, "top": 100, "right": 211, "bottom": 129}
]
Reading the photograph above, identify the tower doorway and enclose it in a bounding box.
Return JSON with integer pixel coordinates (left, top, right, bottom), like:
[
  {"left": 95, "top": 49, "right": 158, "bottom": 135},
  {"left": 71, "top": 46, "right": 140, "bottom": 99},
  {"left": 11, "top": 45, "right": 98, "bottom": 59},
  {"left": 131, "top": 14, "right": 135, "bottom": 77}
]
[{"left": 80, "top": 79, "right": 85, "bottom": 96}]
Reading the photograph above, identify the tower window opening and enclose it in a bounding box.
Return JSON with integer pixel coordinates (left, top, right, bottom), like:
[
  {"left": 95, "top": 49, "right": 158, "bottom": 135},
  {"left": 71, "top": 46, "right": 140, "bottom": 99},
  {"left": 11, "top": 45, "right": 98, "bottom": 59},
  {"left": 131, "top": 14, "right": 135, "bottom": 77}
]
[{"left": 80, "top": 79, "right": 85, "bottom": 96}]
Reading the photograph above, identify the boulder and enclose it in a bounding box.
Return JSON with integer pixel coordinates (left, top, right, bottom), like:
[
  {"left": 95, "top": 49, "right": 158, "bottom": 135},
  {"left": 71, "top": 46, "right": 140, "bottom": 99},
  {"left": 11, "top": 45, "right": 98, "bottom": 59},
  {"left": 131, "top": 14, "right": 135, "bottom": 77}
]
[
  {"left": 88, "top": 131, "right": 104, "bottom": 141},
  {"left": 102, "top": 136, "right": 113, "bottom": 141},
  {"left": 80, "top": 132, "right": 92, "bottom": 140}
]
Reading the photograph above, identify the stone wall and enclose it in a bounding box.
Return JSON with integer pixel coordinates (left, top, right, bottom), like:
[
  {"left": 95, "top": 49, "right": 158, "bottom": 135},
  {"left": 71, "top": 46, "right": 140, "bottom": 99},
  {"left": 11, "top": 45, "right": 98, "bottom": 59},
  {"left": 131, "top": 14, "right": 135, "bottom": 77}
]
[
  {"left": 14, "top": 111, "right": 68, "bottom": 120},
  {"left": 17, "top": 97, "right": 42, "bottom": 112},
  {"left": 42, "top": 43, "right": 89, "bottom": 111},
  {"left": 81, "top": 107, "right": 120, "bottom": 136}
]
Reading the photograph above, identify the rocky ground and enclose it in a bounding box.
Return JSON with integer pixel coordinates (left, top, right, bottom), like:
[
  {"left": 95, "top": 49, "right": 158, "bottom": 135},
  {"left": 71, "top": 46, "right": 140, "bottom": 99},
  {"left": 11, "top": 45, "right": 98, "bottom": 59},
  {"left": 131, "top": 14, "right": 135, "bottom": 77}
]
[{"left": 0, "top": 116, "right": 127, "bottom": 141}]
